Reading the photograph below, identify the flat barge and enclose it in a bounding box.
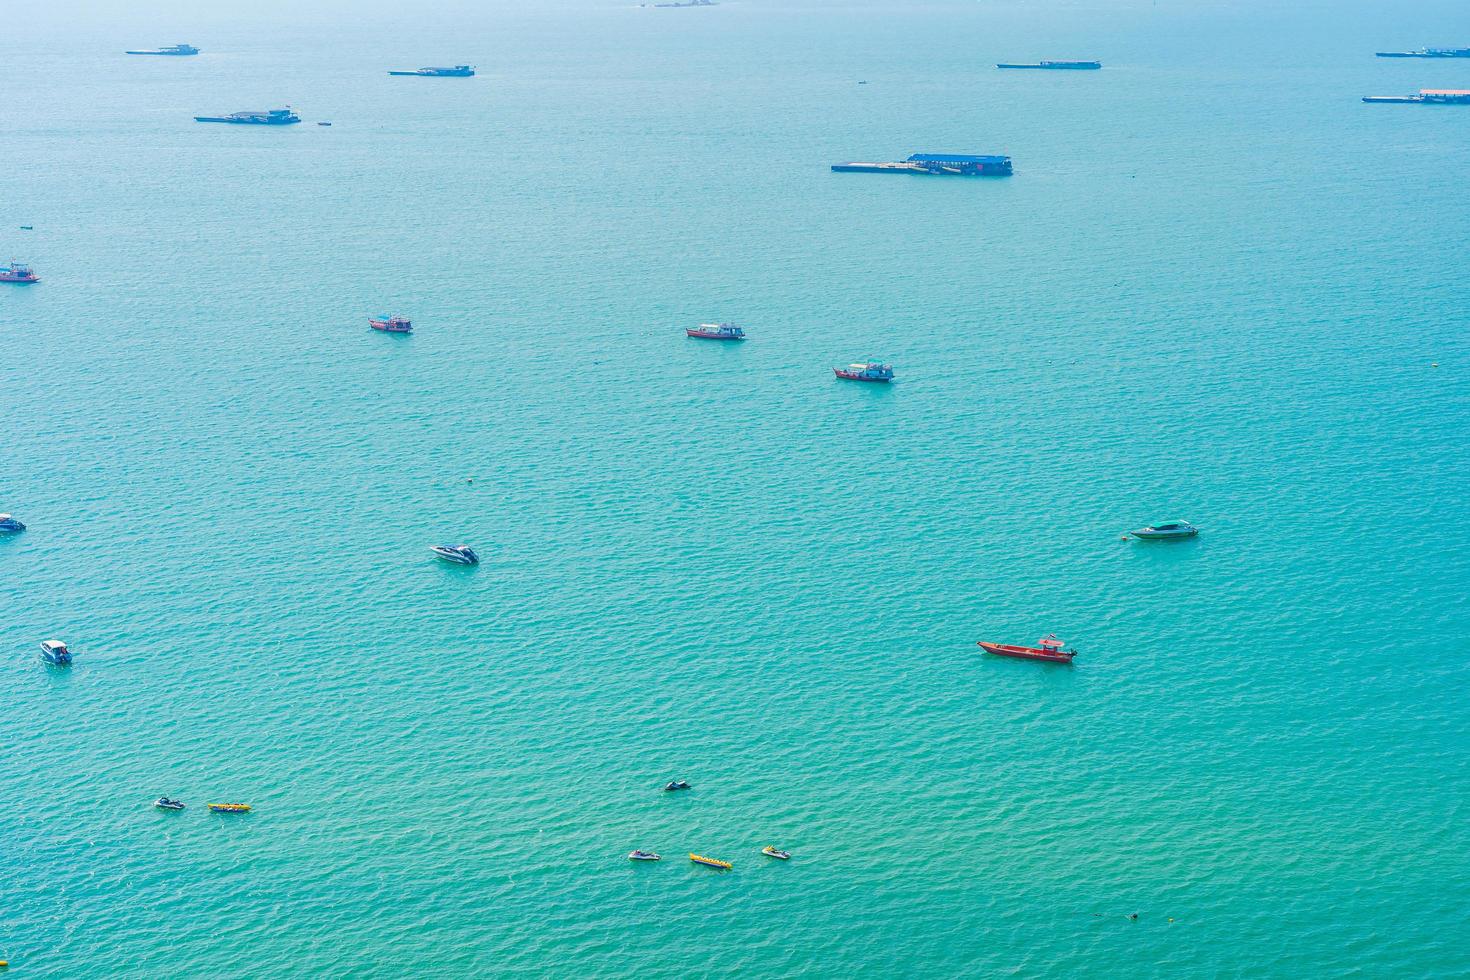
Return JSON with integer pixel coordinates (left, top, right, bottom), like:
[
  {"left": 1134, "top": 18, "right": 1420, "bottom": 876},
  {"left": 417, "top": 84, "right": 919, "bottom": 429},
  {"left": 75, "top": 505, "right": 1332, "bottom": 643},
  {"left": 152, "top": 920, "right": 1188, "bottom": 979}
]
[
  {"left": 997, "top": 60, "right": 1101, "bottom": 69},
  {"left": 194, "top": 108, "right": 301, "bottom": 124},
  {"left": 1376, "top": 48, "right": 1470, "bottom": 58},
  {"left": 126, "top": 43, "right": 198, "bottom": 55},
  {"left": 1363, "top": 89, "right": 1470, "bottom": 104},
  {"left": 388, "top": 65, "right": 475, "bottom": 76},
  {"left": 833, "top": 152, "right": 1012, "bottom": 176}
]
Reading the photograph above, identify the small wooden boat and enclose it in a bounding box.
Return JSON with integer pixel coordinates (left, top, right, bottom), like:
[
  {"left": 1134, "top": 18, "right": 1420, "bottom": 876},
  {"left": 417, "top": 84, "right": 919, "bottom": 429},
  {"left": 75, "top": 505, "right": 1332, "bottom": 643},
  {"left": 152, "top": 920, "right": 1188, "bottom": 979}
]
[
  {"left": 207, "top": 802, "right": 252, "bottom": 813},
  {"left": 628, "top": 850, "right": 661, "bottom": 861},
  {"left": 834, "top": 361, "right": 894, "bottom": 382},
  {"left": 686, "top": 322, "right": 746, "bottom": 340},
  {"left": 369, "top": 315, "right": 412, "bottom": 333},
  {"left": 689, "top": 853, "right": 732, "bottom": 869},
  {"left": 978, "top": 634, "right": 1077, "bottom": 664},
  {"left": 761, "top": 846, "right": 791, "bottom": 860}
]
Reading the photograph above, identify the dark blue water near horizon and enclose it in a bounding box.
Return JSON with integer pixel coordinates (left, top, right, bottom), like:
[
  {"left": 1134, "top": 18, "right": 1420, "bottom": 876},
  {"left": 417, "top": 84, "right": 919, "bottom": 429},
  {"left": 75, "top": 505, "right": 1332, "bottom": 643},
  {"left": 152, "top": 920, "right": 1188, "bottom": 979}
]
[{"left": 3, "top": 0, "right": 1468, "bottom": 975}]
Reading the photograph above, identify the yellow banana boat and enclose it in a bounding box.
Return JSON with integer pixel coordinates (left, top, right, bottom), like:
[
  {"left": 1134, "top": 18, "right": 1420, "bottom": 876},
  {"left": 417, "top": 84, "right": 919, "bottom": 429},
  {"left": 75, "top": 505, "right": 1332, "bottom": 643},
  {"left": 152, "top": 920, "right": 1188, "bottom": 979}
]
[
  {"left": 689, "top": 853, "right": 732, "bottom": 870},
  {"left": 207, "top": 803, "right": 252, "bottom": 813}
]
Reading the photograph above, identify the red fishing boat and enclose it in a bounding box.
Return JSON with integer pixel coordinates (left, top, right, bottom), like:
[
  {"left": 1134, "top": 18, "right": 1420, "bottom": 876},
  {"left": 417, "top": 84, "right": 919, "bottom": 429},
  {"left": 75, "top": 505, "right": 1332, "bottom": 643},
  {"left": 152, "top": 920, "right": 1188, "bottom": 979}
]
[
  {"left": 1, "top": 262, "right": 39, "bottom": 283},
  {"left": 686, "top": 322, "right": 745, "bottom": 340},
  {"left": 977, "top": 634, "right": 1076, "bottom": 664},
  {"left": 369, "top": 315, "right": 412, "bottom": 333}
]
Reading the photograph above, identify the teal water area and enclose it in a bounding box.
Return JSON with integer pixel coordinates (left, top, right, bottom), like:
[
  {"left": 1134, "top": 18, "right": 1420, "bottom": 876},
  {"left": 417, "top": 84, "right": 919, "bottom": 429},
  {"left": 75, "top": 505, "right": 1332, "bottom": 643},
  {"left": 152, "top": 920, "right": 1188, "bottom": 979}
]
[{"left": 3, "top": 0, "right": 1468, "bottom": 974}]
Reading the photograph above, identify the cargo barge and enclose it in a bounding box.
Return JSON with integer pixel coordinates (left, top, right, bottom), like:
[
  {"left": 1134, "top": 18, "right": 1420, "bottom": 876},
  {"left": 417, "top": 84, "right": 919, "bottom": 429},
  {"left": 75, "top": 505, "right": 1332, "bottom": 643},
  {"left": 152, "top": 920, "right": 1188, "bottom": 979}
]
[
  {"left": 1375, "top": 48, "right": 1470, "bottom": 58},
  {"left": 997, "top": 60, "right": 1101, "bottom": 69},
  {"left": 388, "top": 65, "right": 475, "bottom": 76},
  {"left": 194, "top": 107, "right": 301, "bottom": 124},
  {"left": 1363, "top": 89, "right": 1470, "bottom": 104},
  {"left": 832, "top": 152, "right": 1012, "bottom": 176},
  {"left": 126, "top": 43, "right": 199, "bottom": 55}
]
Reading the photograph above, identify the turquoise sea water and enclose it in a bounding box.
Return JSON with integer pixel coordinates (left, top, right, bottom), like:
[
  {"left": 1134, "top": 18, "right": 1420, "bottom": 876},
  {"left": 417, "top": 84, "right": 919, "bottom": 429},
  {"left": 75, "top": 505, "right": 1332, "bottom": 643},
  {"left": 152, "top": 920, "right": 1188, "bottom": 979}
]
[{"left": 3, "top": 0, "right": 1469, "bottom": 975}]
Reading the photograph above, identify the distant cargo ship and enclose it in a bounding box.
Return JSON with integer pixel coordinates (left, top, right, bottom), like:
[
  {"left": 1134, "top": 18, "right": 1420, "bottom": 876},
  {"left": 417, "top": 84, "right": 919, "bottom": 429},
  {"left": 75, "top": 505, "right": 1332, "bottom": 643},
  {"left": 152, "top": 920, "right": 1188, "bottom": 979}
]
[
  {"left": 194, "top": 107, "right": 301, "bottom": 125},
  {"left": 997, "top": 60, "right": 1101, "bottom": 69},
  {"left": 387, "top": 65, "right": 475, "bottom": 77},
  {"left": 832, "top": 152, "right": 1013, "bottom": 176},
  {"left": 1375, "top": 48, "right": 1470, "bottom": 58},
  {"left": 126, "top": 43, "right": 199, "bottom": 55},
  {"left": 1363, "top": 89, "right": 1470, "bottom": 104}
]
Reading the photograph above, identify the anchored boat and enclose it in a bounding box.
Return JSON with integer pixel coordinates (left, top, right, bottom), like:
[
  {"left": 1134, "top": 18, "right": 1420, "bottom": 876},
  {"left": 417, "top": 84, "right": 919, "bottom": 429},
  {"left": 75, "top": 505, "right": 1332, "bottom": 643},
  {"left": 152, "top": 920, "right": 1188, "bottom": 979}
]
[
  {"left": 685, "top": 323, "right": 745, "bottom": 340},
  {"left": 388, "top": 66, "right": 475, "bottom": 77},
  {"left": 1, "top": 262, "right": 39, "bottom": 283},
  {"left": 834, "top": 362, "right": 894, "bottom": 382},
  {"left": 1375, "top": 48, "right": 1470, "bottom": 58},
  {"left": 997, "top": 60, "right": 1101, "bottom": 69},
  {"left": 370, "top": 315, "right": 412, "bottom": 333},
  {"left": 126, "top": 43, "right": 199, "bottom": 55},
  {"left": 194, "top": 108, "right": 301, "bottom": 125},
  {"left": 978, "top": 634, "right": 1077, "bottom": 664},
  {"left": 1129, "top": 520, "right": 1198, "bottom": 540}
]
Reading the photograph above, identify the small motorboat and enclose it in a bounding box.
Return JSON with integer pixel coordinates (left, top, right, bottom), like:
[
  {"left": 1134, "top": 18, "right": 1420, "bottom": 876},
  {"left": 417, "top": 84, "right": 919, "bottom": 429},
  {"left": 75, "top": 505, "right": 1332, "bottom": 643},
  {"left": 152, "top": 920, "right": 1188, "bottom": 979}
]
[
  {"left": 207, "top": 803, "right": 252, "bottom": 813},
  {"left": 834, "top": 362, "right": 894, "bottom": 382},
  {"left": 154, "top": 797, "right": 186, "bottom": 811},
  {"left": 0, "top": 514, "right": 25, "bottom": 532},
  {"left": 685, "top": 322, "right": 746, "bottom": 340},
  {"left": 978, "top": 634, "right": 1077, "bottom": 664},
  {"left": 429, "top": 544, "right": 479, "bottom": 565},
  {"left": 628, "top": 850, "right": 661, "bottom": 861},
  {"left": 1130, "top": 520, "right": 1198, "bottom": 540},
  {"left": 663, "top": 779, "right": 691, "bottom": 792},
  {"left": 39, "top": 640, "right": 72, "bottom": 665},
  {"left": 1, "top": 262, "right": 40, "bottom": 284},
  {"left": 369, "top": 315, "right": 412, "bottom": 333},
  {"left": 761, "top": 846, "right": 791, "bottom": 860},
  {"left": 689, "top": 853, "right": 732, "bottom": 870}
]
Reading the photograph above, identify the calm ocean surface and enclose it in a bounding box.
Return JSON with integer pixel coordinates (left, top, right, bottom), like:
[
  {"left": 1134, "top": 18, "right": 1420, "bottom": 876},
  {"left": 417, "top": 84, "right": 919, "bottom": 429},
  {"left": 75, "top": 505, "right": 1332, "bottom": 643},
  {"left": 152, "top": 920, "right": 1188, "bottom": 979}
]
[{"left": 3, "top": 0, "right": 1468, "bottom": 975}]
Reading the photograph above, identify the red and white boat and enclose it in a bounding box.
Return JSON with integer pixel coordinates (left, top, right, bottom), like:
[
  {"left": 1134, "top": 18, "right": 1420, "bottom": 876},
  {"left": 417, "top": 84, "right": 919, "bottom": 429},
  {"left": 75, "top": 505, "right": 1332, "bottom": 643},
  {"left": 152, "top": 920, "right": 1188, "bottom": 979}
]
[
  {"left": 977, "top": 634, "right": 1077, "bottom": 664},
  {"left": 686, "top": 322, "right": 745, "bottom": 340},
  {"left": 1, "top": 262, "right": 39, "bottom": 284},
  {"left": 369, "top": 315, "right": 412, "bottom": 333}
]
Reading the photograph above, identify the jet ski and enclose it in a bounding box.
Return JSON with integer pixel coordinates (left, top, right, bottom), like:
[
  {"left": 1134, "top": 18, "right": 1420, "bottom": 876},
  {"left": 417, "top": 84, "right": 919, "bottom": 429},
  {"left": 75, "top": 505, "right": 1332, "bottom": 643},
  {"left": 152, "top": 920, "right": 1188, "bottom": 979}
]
[
  {"left": 628, "top": 850, "right": 661, "bottom": 861},
  {"left": 761, "top": 846, "right": 791, "bottom": 860},
  {"left": 154, "top": 797, "right": 186, "bottom": 811},
  {"left": 663, "top": 779, "right": 691, "bottom": 792}
]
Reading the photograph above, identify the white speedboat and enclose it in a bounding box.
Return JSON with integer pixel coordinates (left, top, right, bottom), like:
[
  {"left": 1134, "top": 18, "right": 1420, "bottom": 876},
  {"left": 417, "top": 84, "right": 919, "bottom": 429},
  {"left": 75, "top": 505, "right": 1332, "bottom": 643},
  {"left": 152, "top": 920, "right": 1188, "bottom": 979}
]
[
  {"left": 628, "top": 850, "right": 661, "bottom": 861},
  {"left": 0, "top": 514, "right": 25, "bottom": 532},
  {"left": 429, "top": 544, "right": 480, "bottom": 565},
  {"left": 40, "top": 640, "right": 72, "bottom": 665},
  {"left": 1130, "top": 520, "right": 1199, "bottom": 540}
]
